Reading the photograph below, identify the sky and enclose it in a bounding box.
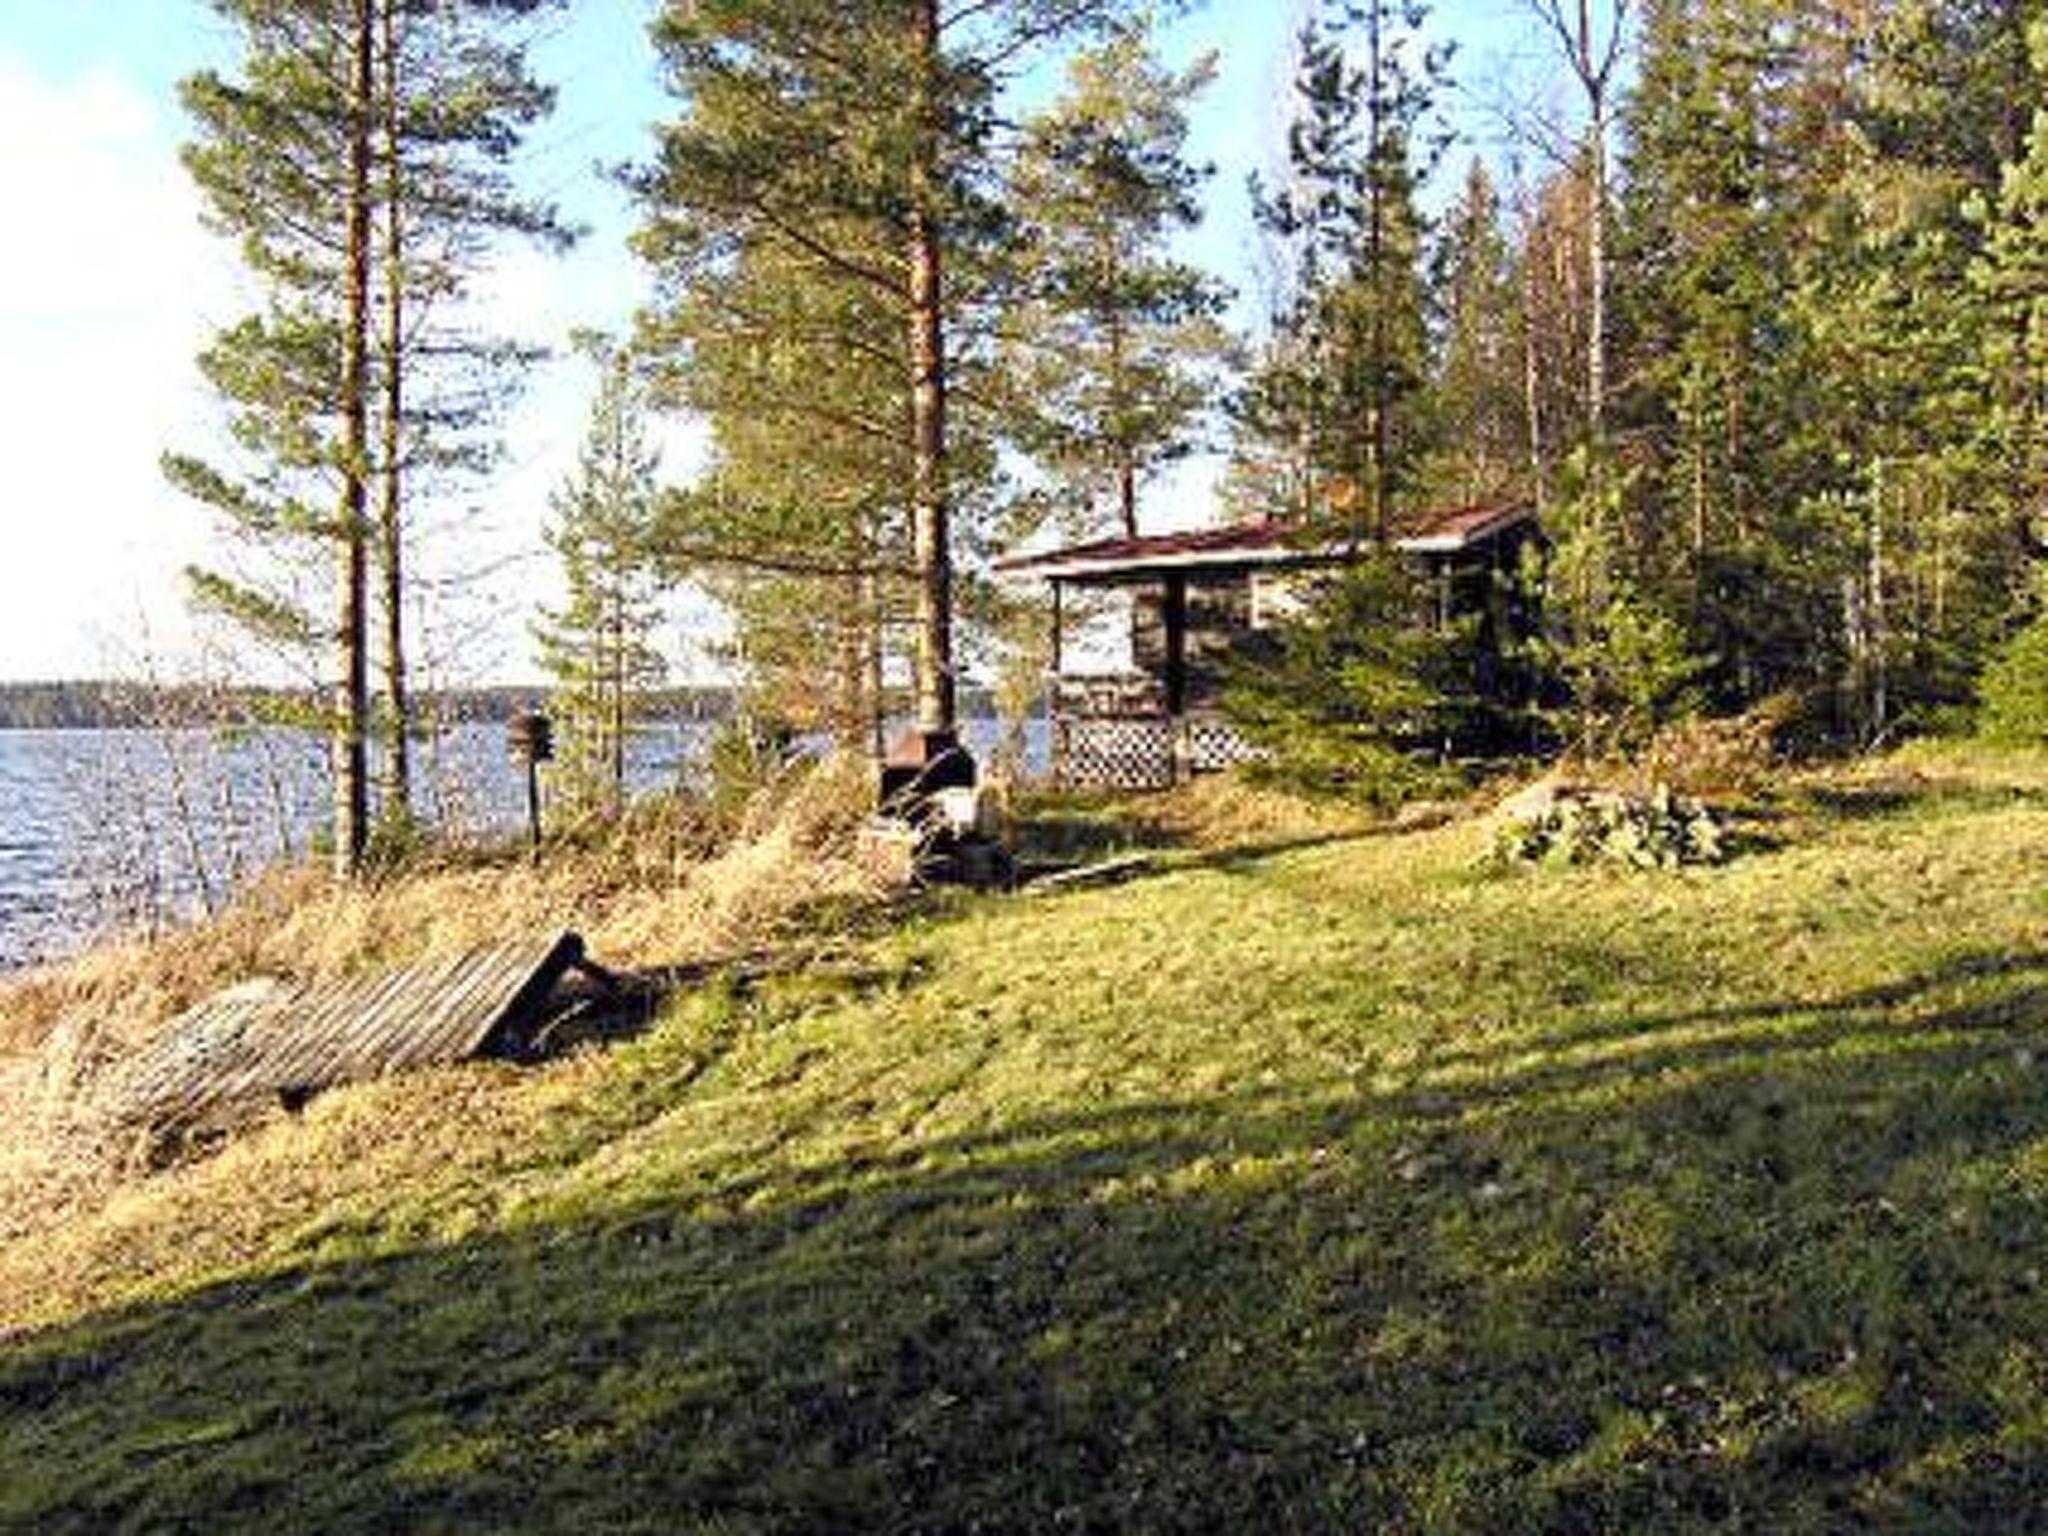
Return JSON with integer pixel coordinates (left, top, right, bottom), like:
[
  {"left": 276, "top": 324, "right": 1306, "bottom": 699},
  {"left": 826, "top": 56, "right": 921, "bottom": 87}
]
[{"left": 0, "top": 1, "right": 1562, "bottom": 686}]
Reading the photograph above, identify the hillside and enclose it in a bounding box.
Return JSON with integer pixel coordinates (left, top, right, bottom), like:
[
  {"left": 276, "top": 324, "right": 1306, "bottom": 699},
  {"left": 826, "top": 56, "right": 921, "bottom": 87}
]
[{"left": 7, "top": 752, "right": 2048, "bottom": 1530}]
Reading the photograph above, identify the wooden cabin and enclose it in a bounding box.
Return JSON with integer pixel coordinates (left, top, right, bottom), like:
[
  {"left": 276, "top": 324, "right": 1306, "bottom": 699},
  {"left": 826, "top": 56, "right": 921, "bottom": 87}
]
[{"left": 996, "top": 501, "right": 1540, "bottom": 789}]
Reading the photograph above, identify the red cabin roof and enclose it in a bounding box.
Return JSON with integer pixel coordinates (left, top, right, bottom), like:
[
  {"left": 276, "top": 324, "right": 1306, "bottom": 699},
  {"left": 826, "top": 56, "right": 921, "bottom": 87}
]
[{"left": 996, "top": 500, "right": 1535, "bottom": 583}]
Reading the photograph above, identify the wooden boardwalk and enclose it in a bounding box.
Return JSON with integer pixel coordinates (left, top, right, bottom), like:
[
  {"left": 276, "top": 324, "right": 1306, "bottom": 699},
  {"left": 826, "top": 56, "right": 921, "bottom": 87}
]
[{"left": 92, "top": 932, "right": 597, "bottom": 1137}]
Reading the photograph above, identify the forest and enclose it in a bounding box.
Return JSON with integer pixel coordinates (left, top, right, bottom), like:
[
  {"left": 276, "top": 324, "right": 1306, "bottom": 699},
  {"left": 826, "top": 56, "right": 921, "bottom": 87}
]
[{"left": 161, "top": 0, "right": 2048, "bottom": 867}]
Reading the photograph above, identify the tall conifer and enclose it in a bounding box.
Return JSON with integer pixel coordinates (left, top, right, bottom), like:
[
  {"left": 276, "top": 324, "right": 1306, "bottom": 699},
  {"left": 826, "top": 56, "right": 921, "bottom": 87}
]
[
  {"left": 636, "top": 0, "right": 1161, "bottom": 740},
  {"left": 1007, "top": 24, "right": 1229, "bottom": 541},
  {"left": 1242, "top": 0, "right": 1445, "bottom": 534},
  {"left": 536, "top": 343, "right": 668, "bottom": 814},
  {"left": 167, "top": 0, "right": 570, "bottom": 869}
]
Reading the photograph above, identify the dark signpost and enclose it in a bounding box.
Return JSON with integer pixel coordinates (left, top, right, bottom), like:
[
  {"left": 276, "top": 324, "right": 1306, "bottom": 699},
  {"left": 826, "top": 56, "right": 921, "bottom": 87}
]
[{"left": 509, "top": 711, "right": 553, "bottom": 857}]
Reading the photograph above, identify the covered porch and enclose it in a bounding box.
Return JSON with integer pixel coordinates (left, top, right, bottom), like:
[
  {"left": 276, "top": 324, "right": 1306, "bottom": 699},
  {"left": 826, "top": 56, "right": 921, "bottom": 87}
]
[{"left": 1000, "top": 503, "right": 1539, "bottom": 790}]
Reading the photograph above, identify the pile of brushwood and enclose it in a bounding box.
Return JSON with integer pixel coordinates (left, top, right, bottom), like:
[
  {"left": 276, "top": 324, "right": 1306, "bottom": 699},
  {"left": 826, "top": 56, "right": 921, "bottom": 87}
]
[{"left": 1490, "top": 780, "right": 1725, "bottom": 870}]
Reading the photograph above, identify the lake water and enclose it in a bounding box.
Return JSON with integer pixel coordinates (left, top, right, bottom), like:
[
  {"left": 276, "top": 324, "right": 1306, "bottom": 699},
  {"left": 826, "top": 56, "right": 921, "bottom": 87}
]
[{"left": 0, "top": 718, "right": 1041, "bottom": 972}]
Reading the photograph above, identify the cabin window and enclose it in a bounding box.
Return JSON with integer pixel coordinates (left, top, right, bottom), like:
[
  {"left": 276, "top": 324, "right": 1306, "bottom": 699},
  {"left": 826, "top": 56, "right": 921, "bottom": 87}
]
[{"left": 1249, "top": 570, "right": 1313, "bottom": 630}]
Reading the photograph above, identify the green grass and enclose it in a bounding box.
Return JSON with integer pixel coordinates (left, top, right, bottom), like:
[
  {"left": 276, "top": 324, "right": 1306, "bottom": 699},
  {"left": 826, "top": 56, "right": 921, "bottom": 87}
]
[{"left": 9, "top": 752, "right": 2048, "bottom": 1530}]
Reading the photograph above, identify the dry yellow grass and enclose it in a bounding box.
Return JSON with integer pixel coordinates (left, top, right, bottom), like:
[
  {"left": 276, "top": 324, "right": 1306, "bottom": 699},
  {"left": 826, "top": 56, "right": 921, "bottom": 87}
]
[{"left": 0, "top": 755, "right": 898, "bottom": 1240}]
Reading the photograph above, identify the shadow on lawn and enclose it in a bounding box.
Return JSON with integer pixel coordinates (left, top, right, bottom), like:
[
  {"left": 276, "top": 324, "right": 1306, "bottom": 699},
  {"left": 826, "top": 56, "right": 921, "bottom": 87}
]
[
  {"left": 10, "top": 952, "right": 2048, "bottom": 1533},
  {"left": 1786, "top": 775, "right": 2048, "bottom": 825},
  {"left": 1425, "top": 948, "right": 2048, "bottom": 1078}
]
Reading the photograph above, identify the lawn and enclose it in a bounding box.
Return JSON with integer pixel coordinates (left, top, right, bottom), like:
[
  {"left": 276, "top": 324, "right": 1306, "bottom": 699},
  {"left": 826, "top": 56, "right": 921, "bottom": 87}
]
[{"left": 7, "top": 751, "right": 2048, "bottom": 1530}]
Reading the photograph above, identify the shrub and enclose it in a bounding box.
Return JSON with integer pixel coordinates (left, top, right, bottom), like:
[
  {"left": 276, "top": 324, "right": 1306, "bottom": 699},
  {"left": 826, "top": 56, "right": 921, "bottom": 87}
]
[
  {"left": 1635, "top": 695, "right": 1792, "bottom": 797},
  {"left": 1977, "top": 608, "right": 2048, "bottom": 744},
  {"left": 1222, "top": 548, "right": 1477, "bottom": 809}
]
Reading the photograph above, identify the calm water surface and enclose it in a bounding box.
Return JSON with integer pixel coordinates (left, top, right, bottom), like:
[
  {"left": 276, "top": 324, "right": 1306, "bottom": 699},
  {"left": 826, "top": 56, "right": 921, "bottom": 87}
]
[
  {"left": 0, "top": 724, "right": 703, "bottom": 972},
  {"left": 0, "top": 718, "right": 1036, "bottom": 972}
]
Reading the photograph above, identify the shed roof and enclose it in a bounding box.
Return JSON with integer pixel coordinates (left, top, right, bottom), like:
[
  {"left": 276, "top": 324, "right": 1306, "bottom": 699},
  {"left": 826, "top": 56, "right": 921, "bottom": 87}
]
[
  {"left": 995, "top": 500, "right": 1535, "bottom": 583},
  {"left": 90, "top": 932, "right": 602, "bottom": 1137}
]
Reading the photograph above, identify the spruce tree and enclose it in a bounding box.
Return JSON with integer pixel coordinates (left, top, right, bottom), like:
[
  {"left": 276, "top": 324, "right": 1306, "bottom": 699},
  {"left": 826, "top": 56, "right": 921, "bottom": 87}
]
[
  {"left": 1608, "top": 0, "right": 2025, "bottom": 736},
  {"left": 1614, "top": 0, "right": 1803, "bottom": 706},
  {"left": 1424, "top": 158, "right": 1524, "bottom": 505},
  {"left": 1223, "top": 547, "right": 1474, "bottom": 804}
]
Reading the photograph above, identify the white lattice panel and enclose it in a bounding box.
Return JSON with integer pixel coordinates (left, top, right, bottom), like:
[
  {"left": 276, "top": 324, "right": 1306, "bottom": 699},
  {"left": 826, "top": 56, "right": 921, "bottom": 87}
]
[
  {"left": 1185, "top": 716, "right": 1262, "bottom": 773},
  {"left": 1059, "top": 716, "right": 1176, "bottom": 790}
]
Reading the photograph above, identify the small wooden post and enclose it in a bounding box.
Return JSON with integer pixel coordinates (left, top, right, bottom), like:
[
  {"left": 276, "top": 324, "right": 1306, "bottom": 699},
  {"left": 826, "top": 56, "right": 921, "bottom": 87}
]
[
  {"left": 1163, "top": 574, "right": 1188, "bottom": 716},
  {"left": 1050, "top": 578, "right": 1064, "bottom": 678},
  {"left": 509, "top": 711, "right": 553, "bottom": 859}
]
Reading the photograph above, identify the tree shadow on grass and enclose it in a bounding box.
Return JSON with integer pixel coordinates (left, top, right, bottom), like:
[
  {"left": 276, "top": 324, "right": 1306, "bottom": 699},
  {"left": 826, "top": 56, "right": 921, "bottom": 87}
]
[
  {"left": 1423, "top": 949, "right": 2048, "bottom": 1078},
  {"left": 10, "top": 953, "right": 2048, "bottom": 1532},
  {"left": 1782, "top": 775, "right": 2048, "bottom": 826}
]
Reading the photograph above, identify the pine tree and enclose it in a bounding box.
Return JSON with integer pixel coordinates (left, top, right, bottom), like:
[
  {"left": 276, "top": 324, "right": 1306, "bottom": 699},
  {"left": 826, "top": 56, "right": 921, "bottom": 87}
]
[
  {"left": 369, "top": 0, "right": 571, "bottom": 827},
  {"left": 166, "top": 0, "right": 378, "bottom": 876},
  {"left": 636, "top": 0, "right": 1156, "bottom": 740},
  {"left": 641, "top": 212, "right": 913, "bottom": 748},
  {"left": 535, "top": 343, "right": 668, "bottom": 815},
  {"left": 1241, "top": 0, "right": 1446, "bottom": 534},
  {"left": 166, "top": 0, "right": 569, "bottom": 871},
  {"left": 1007, "top": 24, "right": 1230, "bottom": 541}
]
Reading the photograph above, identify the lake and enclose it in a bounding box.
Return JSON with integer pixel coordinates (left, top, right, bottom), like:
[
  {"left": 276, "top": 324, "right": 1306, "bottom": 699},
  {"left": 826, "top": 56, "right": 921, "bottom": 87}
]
[{"left": 0, "top": 718, "right": 1042, "bottom": 972}]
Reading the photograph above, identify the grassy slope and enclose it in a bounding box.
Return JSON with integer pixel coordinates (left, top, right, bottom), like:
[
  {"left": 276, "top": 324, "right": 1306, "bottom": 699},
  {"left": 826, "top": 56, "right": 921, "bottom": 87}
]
[{"left": 8, "top": 754, "right": 2048, "bottom": 1530}]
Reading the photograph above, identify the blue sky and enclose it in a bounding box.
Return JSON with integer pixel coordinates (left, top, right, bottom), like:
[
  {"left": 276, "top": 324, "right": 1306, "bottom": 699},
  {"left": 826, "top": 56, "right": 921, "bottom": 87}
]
[{"left": 0, "top": 2, "right": 1569, "bottom": 684}]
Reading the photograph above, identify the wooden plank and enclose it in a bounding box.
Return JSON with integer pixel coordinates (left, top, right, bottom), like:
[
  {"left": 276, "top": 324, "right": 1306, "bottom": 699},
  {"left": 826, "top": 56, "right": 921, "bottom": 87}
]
[
  {"left": 88, "top": 932, "right": 592, "bottom": 1134},
  {"left": 352, "top": 947, "right": 507, "bottom": 1076}
]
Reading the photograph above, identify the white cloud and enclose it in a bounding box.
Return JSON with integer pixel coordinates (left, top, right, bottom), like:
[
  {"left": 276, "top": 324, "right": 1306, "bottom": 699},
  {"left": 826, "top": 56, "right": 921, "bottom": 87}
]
[{"left": 0, "top": 52, "right": 229, "bottom": 681}]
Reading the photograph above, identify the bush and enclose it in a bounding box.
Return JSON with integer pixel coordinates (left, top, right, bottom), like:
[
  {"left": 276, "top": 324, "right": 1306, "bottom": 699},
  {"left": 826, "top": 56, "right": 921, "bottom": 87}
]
[
  {"left": 1223, "top": 548, "right": 1477, "bottom": 809},
  {"left": 705, "top": 715, "right": 799, "bottom": 831},
  {"left": 1634, "top": 696, "right": 1792, "bottom": 797},
  {"left": 1490, "top": 782, "right": 1725, "bottom": 871}
]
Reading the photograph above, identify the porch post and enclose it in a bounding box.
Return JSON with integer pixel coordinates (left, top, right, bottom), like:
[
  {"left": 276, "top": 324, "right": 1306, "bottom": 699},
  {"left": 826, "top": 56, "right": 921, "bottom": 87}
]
[
  {"left": 1049, "top": 579, "right": 1065, "bottom": 787},
  {"left": 1164, "top": 574, "right": 1187, "bottom": 715},
  {"left": 1165, "top": 574, "right": 1189, "bottom": 784}
]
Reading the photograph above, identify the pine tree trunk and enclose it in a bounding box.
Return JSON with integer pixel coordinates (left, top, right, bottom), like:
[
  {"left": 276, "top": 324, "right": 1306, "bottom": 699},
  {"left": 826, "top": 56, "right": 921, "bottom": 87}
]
[
  {"left": 907, "top": 0, "right": 954, "bottom": 734},
  {"left": 377, "top": 0, "right": 410, "bottom": 828},
  {"left": 1109, "top": 310, "right": 1138, "bottom": 538},
  {"left": 1365, "top": 0, "right": 1389, "bottom": 538},
  {"left": 335, "top": 0, "right": 374, "bottom": 878}
]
